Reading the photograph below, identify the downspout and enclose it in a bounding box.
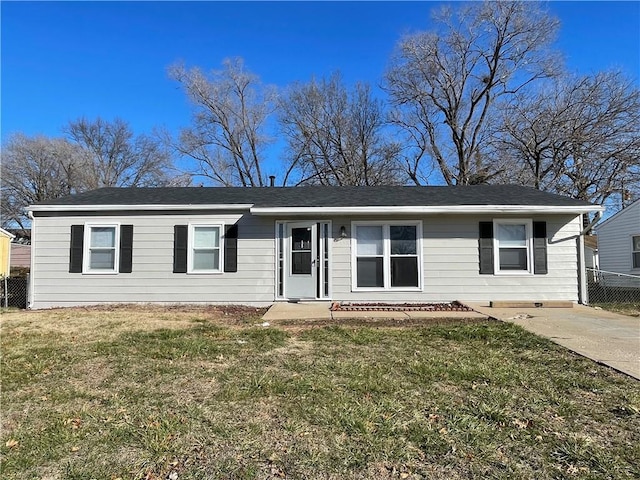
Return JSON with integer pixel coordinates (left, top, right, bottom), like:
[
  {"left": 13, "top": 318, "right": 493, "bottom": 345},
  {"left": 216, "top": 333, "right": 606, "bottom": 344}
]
[
  {"left": 27, "top": 210, "right": 35, "bottom": 309},
  {"left": 578, "top": 211, "right": 602, "bottom": 305}
]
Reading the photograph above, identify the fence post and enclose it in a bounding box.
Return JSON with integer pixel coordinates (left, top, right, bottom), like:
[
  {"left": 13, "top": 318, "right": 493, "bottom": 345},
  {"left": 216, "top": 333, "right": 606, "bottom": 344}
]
[{"left": 3, "top": 276, "right": 7, "bottom": 308}]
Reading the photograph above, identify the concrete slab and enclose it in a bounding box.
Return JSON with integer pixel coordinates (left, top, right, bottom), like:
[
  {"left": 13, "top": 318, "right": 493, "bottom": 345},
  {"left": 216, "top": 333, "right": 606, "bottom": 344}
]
[
  {"left": 467, "top": 303, "right": 640, "bottom": 380},
  {"left": 262, "top": 302, "right": 332, "bottom": 321}
]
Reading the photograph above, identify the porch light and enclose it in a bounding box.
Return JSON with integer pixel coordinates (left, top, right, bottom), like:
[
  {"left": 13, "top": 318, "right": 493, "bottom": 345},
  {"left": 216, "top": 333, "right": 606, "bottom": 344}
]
[{"left": 340, "top": 226, "right": 348, "bottom": 238}]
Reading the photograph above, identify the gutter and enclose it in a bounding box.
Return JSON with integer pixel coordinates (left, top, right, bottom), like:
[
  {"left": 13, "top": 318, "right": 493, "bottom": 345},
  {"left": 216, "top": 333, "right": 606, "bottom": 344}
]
[
  {"left": 28, "top": 203, "right": 255, "bottom": 213},
  {"left": 580, "top": 211, "right": 602, "bottom": 235},
  {"left": 27, "top": 210, "right": 35, "bottom": 309},
  {"left": 578, "top": 211, "right": 602, "bottom": 304},
  {"left": 250, "top": 205, "right": 604, "bottom": 216}
]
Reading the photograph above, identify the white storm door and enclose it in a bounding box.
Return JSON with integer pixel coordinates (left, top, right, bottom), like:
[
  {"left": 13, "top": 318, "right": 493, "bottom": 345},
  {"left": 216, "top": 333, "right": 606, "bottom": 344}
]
[{"left": 285, "top": 222, "right": 317, "bottom": 299}]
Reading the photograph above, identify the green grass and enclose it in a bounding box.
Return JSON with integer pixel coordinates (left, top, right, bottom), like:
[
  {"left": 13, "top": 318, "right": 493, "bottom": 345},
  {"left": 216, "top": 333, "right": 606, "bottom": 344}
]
[{"left": 1, "top": 307, "right": 639, "bottom": 479}]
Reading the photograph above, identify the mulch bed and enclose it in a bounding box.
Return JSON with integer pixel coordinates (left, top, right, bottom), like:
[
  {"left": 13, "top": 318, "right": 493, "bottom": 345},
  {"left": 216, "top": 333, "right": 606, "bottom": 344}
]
[{"left": 330, "top": 301, "right": 473, "bottom": 312}]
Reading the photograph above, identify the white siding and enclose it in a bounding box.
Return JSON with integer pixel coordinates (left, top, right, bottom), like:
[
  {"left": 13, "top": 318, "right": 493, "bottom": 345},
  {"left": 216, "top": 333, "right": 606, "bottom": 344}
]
[
  {"left": 31, "top": 213, "right": 275, "bottom": 308},
  {"left": 32, "top": 211, "right": 584, "bottom": 308},
  {"left": 330, "top": 214, "right": 582, "bottom": 303},
  {"left": 597, "top": 200, "right": 640, "bottom": 285}
]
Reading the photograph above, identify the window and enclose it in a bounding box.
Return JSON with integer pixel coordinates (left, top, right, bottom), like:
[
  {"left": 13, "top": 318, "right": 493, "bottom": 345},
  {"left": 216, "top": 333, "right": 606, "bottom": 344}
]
[
  {"left": 291, "top": 226, "right": 312, "bottom": 275},
  {"left": 71, "top": 224, "right": 132, "bottom": 274},
  {"left": 189, "top": 225, "right": 222, "bottom": 273},
  {"left": 85, "top": 225, "right": 119, "bottom": 273},
  {"left": 353, "top": 223, "right": 420, "bottom": 290},
  {"left": 633, "top": 236, "right": 640, "bottom": 269},
  {"left": 493, "top": 220, "right": 533, "bottom": 274},
  {"left": 84, "top": 225, "right": 119, "bottom": 273}
]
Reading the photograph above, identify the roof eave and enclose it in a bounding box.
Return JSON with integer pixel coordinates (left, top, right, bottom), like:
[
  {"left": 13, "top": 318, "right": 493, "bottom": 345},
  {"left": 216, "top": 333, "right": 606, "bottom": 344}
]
[
  {"left": 249, "top": 205, "right": 604, "bottom": 216},
  {"left": 28, "top": 203, "right": 255, "bottom": 213}
]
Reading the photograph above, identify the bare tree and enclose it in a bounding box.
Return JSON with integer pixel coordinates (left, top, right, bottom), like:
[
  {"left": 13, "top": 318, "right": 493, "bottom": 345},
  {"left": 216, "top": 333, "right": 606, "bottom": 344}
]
[
  {"left": 385, "top": 0, "right": 560, "bottom": 185},
  {"left": 494, "top": 71, "right": 640, "bottom": 206},
  {"left": 279, "top": 72, "right": 402, "bottom": 186},
  {"left": 65, "top": 117, "right": 173, "bottom": 189},
  {"left": 1, "top": 134, "right": 86, "bottom": 228},
  {"left": 169, "top": 58, "right": 275, "bottom": 187}
]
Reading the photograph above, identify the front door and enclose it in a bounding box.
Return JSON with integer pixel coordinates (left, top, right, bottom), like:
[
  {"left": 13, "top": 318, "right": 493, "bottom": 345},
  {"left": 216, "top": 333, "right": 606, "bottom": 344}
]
[{"left": 285, "top": 222, "right": 317, "bottom": 299}]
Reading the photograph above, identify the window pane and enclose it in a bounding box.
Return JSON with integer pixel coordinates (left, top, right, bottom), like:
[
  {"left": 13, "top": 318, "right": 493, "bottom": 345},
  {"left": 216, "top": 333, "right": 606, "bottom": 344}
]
[
  {"left": 91, "top": 227, "right": 115, "bottom": 248},
  {"left": 292, "top": 227, "right": 311, "bottom": 251},
  {"left": 194, "top": 227, "right": 219, "bottom": 248},
  {"left": 390, "top": 226, "right": 417, "bottom": 255},
  {"left": 634, "top": 252, "right": 640, "bottom": 269},
  {"left": 357, "top": 257, "right": 384, "bottom": 287},
  {"left": 633, "top": 236, "right": 640, "bottom": 252},
  {"left": 89, "top": 249, "right": 115, "bottom": 270},
  {"left": 193, "top": 250, "right": 219, "bottom": 270},
  {"left": 497, "top": 224, "right": 527, "bottom": 247},
  {"left": 292, "top": 251, "right": 312, "bottom": 275},
  {"left": 391, "top": 257, "right": 418, "bottom": 287},
  {"left": 499, "top": 248, "right": 528, "bottom": 270},
  {"left": 356, "top": 226, "right": 383, "bottom": 255}
]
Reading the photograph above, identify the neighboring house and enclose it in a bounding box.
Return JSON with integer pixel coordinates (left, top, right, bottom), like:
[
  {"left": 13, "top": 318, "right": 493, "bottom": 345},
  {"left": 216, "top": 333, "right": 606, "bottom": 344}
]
[
  {"left": 596, "top": 199, "right": 640, "bottom": 286},
  {"left": 27, "top": 185, "right": 602, "bottom": 309},
  {"left": 10, "top": 243, "right": 32, "bottom": 268},
  {"left": 0, "top": 228, "right": 15, "bottom": 277}
]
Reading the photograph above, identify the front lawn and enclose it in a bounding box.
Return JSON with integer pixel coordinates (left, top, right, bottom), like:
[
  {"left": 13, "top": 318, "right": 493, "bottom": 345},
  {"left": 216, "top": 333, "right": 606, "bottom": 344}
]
[{"left": 1, "top": 306, "right": 638, "bottom": 479}]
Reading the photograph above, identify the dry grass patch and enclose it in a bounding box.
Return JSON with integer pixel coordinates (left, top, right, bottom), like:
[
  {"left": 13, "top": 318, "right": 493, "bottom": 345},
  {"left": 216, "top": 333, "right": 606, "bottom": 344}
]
[
  {"left": 594, "top": 303, "right": 640, "bottom": 317},
  {"left": 1, "top": 306, "right": 639, "bottom": 479}
]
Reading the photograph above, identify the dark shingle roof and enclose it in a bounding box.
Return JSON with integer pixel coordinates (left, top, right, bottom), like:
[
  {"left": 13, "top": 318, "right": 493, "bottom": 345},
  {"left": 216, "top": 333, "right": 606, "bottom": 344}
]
[{"left": 34, "top": 185, "right": 595, "bottom": 209}]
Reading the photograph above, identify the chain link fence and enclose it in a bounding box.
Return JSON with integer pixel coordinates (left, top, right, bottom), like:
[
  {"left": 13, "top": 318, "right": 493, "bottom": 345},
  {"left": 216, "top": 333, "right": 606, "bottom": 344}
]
[
  {"left": 0, "top": 275, "right": 29, "bottom": 309},
  {"left": 587, "top": 268, "right": 640, "bottom": 305}
]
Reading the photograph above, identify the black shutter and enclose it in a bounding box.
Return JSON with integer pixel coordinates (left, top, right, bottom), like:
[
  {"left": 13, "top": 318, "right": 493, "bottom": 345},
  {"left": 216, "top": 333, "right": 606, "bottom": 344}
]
[
  {"left": 533, "top": 221, "right": 548, "bottom": 274},
  {"left": 173, "top": 225, "right": 188, "bottom": 273},
  {"left": 119, "top": 225, "right": 134, "bottom": 273},
  {"left": 69, "top": 225, "right": 84, "bottom": 273},
  {"left": 479, "top": 221, "right": 494, "bottom": 275},
  {"left": 224, "top": 224, "right": 238, "bottom": 273}
]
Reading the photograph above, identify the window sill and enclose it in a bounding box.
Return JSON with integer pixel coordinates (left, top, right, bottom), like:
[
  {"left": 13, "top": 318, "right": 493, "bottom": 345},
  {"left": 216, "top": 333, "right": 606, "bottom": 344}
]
[
  {"left": 82, "top": 270, "right": 119, "bottom": 275},
  {"left": 187, "top": 271, "right": 224, "bottom": 275},
  {"left": 493, "top": 271, "right": 534, "bottom": 276},
  {"left": 353, "top": 287, "right": 423, "bottom": 292}
]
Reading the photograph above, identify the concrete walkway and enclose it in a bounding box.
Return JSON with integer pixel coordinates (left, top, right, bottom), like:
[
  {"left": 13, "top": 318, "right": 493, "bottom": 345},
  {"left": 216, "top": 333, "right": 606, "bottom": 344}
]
[
  {"left": 263, "top": 301, "right": 640, "bottom": 380},
  {"left": 468, "top": 303, "right": 640, "bottom": 380}
]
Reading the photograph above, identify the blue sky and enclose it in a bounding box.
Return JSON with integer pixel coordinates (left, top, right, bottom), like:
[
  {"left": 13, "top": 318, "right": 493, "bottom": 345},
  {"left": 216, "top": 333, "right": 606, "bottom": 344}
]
[{"left": 2, "top": 1, "right": 639, "bottom": 147}]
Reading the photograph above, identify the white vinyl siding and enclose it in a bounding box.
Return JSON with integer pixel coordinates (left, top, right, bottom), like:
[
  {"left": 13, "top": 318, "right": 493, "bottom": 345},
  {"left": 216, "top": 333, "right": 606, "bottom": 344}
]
[
  {"left": 30, "top": 212, "right": 585, "bottom": 308},
  {"left": 598, "top": 200, "right": 640, "bottom": 282},
  {"left": 30, "top": 213, "right": 274, "bottom": 308},
  {"left": 333, "top": 215, "right": 581, "bottom": 303}
]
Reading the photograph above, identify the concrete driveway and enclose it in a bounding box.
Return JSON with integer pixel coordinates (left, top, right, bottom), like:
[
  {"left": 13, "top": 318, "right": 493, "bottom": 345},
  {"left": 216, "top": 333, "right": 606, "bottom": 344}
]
[{"left": 468, "top": 303, "right": 640, "bottom": 380}]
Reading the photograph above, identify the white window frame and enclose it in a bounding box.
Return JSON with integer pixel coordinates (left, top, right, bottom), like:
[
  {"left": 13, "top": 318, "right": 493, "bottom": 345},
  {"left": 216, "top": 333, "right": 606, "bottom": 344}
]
[
  {"left": 351, "top": 221, "right": 423, "bottom": 291},
  {"left": 188, "top": 224, "right": 223, "bottom": 274},
  {"left": 493, "top": 219, "right": 534, "bottom": 275},
  {"left": 632, "top": 234, "right": 640, "bottom": 270},
  {"left": 83, "top": 223, "right": 120, "bottom": 274}
]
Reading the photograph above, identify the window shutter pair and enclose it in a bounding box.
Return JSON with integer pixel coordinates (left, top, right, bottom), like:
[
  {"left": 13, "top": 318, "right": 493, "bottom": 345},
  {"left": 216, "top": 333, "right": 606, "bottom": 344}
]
[
  {"left": 173, "top": 224, "right": 238, "bottom": 273},
  {"left": 478, "top": 221, "right": 547, "bottom": 275},
  {"left": 69, "top": 225, "right": 133, "bottom": 273}
]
